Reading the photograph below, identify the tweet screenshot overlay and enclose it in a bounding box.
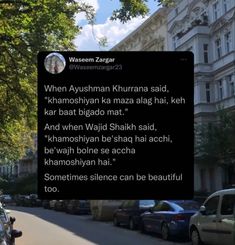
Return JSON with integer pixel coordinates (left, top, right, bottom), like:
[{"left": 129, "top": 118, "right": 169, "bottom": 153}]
[{"left": 38, "top": 51, "right": 194, "bottom": 199}]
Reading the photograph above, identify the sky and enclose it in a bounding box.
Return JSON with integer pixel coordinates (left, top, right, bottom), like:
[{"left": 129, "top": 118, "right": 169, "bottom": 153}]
[{"left": 75, "top": 0, "right": 160, "bottom": 51}]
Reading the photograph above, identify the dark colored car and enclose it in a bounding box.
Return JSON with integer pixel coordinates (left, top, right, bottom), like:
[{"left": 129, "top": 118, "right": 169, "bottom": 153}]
[
  {"left": 0, "top": 206, "right": 22, "bottom": 245},
  {"left": 29, "top": 194, "right": 42, "bottom": 207},
  {"left": 140, "top": 200, "right": 200, "bottom": 240},
  {"left": 15, "top": 195, "right": 26, "bottom": 206},
  {"left": 113, "top": 200, "right": 156, "bottom": 230},
  {"left": 21, "top": 195, "right": 41, "bottom": 207},
  {"left": 42, "top": 200, "right": 50, "bottom": 209},
  {"left": 66, "top": 200, "right": 90, "bottom": 214},
  {"left": 54, "top": 200, "right": 69, "bottom": 212}
]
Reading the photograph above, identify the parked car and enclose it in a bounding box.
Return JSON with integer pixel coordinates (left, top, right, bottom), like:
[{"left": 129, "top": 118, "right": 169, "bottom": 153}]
[
  {"left": 90, "top": 200, "right": 123, "bottom": 221},
  {"left": 0, "top": 206, "right": 22, "bottom": 245},
  {"left": 66, "top": 200, "right": 90, "bottom": 214},
  {"left": 42, "top": 200, "right": 50, "bottom": 209},
  {"left": 0, "top": 195, "right": 13, "bottom": 205},
  {"left": 190, "top": 188, "right": 235, "bottom": 245},
  {"left": 29, "top": 194, "right": 42, "bottom": 207},
  {"left": 15, "top": 195, "right": 27, "bottom": 206},
  {"left": 22, "top": 194, "right": 41, "bottom": 207},
  {"left": 19, "top": 196, "right": 30, "bottom": 207},
  {"left": 140, "top": 200, "right": 200, "bottom": 240},
  {"left": 49, "top": 200, "right": 57, "bottom": 209},
  {"left": 54, "top": 200, "right": 69, "bottom": 212},
  {"left": 113, "top": 200, "right": 156, "bottom": 230}
]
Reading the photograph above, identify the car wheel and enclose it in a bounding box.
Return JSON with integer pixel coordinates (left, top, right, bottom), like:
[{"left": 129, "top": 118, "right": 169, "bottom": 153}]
[
  {"left": 129, "top": 218, "right": 136, "bottom": 230},
  {"left": 191, "top": 228, "right": 203, "bottom": 245},
  {"left": 161, "top": 223, "right": 169, "bottom": 240},
  {"left": 113, "top": 216, "right": 120, "bottom": 226}
]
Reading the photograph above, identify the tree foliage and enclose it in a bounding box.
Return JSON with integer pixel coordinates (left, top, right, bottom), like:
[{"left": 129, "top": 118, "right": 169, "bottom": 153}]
[
  {"left": 0, "top": 0, "right": 95, "bottom": 160},
  {"left": 195, "top": 110, "right": 235, "bottom": 166},
  {"left": 111, "top": 0, "right": 175, "bottom": 23},
  {"left": 0, "top": 174, "right": 37, "bottom": 195},
  {"left": 0, "top": 0, "right": 175, "bottom": 160}
]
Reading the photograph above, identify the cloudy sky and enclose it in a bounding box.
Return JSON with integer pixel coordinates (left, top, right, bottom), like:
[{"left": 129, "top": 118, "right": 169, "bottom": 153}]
[{"left": 75, "top": 0, "right": 160, "bottom": 50}]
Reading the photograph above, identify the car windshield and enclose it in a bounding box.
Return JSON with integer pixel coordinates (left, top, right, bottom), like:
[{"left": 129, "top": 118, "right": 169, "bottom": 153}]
[
  {"left": 171, "top": 201, "right": 200, "bottom": 211},
  {"left": 0, "top": 208, "right": 7, "bottom": 222},
  {"left": 139, "top": 200, "right": 155, "bottom": 207}
]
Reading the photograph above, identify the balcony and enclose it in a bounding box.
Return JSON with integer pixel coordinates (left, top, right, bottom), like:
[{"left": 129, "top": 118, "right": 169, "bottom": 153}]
[
  {"left": 216, "top": 96, "right": 235, "bottom": 110},
  {"left": 212, "top": 51, "right": 235, "bottom": 72},
  {"left": 175, "top": 25, "right": 210, "bottom": 49},
  {"left": 194, "top": 103, "right": 216, "bottom": 115},
  {"left": 194, "top": 96, "right": 235, "bottom": 115}
]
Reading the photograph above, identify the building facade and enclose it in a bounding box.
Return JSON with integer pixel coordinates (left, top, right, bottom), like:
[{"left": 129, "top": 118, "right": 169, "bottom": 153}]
[
  {"left": 0, "top": 137, "right": 38, "bottom": 179},
  {"left": 168, "top": 0, "right": 235, "bottom": 193},
  {"left": 0, "top": 163, "right": 19, "bottom": 179},
  {"left": 0, "top": 152, "right": 37, "bottom": 179},
  {"left": 112, "top": 8, "right": 169, "bottom": 51},
  {"left": 112, "top": 0, "right": 235, "bottom": 194}
]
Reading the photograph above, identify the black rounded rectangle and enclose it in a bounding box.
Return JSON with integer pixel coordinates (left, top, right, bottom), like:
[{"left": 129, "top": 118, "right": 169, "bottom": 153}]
[{"left": 38, "top": 51, "right": 194, "bottom": 199}]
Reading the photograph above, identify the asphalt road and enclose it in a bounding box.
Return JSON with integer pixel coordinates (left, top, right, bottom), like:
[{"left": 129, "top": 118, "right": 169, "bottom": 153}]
[{"left": 8, "top": 206, "right": 191, "bottom": 245}]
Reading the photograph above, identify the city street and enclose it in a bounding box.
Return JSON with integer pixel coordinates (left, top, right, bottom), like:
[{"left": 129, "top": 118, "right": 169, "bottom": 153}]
[{"left": 9, "top": 206, "right": 191, "bottom": 245}]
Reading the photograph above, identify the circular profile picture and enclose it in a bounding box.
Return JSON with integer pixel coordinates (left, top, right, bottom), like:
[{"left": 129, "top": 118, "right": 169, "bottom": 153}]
[{"left": 44, "top": 52, "right": 66, "bottom": 74}]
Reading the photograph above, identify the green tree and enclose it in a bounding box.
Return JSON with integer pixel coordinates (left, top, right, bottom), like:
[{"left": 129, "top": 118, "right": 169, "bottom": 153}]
[
  {"left": 0, "top": 0, "right": 95, "bottom": 160},
  {"left": 0, "top": 0, "right": 175, "bottom": 161},
  {"left": 195, "top": 110, "right": 235, "bottom": 175},
  {"left": 111, "top": 0, "right": 175, "bottom": 23}
]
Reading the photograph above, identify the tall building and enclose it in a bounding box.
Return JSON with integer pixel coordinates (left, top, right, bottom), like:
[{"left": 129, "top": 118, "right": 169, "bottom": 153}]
[
  {"left": 112, "top": 8, "right": 169, "bottom": 51},
  {"left": 111, "top": 0, "right": 235, "bottom": 194},
  {"left": 168, "top": 0, "right": 235, "bottom": 193},
  {"left": 168, "top": 0, "right": 235, "bottom": 122}
]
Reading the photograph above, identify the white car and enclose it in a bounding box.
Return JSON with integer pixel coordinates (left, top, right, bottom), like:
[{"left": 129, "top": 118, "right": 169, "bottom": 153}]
[{"left": 189, "top": 188, "right": 235, "bottom": 245}]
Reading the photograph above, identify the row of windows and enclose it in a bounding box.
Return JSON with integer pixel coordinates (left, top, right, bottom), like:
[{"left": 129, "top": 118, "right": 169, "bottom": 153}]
[
  {"left": 201, "top": 31, "right": 232, "bottom": 63},
  {"left": 204, "top": 194, "right": 235, "bottom": 215},
  {"left": 217, "top": 74, "right": 234, "bottom": 100},
  {"left": 214, "top": 31, "right": 232, "bottom": 60},
  {"left": 173, "top": 31, "right": 232, "bottom": 60},
  {"left": 213, "top": 0, "right": 232, "bottom": 21},
  {"left": 205, "top": 74, "right": 234, "bottom": 103}
]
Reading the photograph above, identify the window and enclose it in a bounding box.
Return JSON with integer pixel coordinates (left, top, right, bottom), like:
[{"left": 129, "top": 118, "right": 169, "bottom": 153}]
[
  {"left": 203, "top": 44, "right": 209, "bottom": 63},
  {"left": 160, "top": 203, "right": 172, "bottom": 211},
  {"left": 213, "top": 2, "right": 219, "bottom": 20},
  {"left": 227, "top": 74, "right": 234, "bottom": 96},
  {"left": 125, "top": 200, "right": 136, "bottom": 207},
  {"left": 175, "top": 8, "right": 178, "bottom": 16},
  {"left": 221, "top": 194, "right": 235, "bottom": 215},
  {"left": 172, "top": 35, "right": 177, "bottom": 50},
  {"left": 206, "top": 83, "right": 210, "bottom": 102},
  {"left": 154, "top": 201, "right": 172, "bottom": 211},
  {"left": 230, "top": 81, "right": 234, "bottom": 96},
  {"left": 122, "top": 200, "right": 131, "bottom": 208},
  {"left": 215, "top": 38, "right": 222, "bottom": 59},
  {"left": 224, "top": 31, "right": 231, "bottom": 53},
  {"left": 204, "top": 196, "right": 219, "bottom": 215},
  {"left": 218, "top": 80, "right": 223, "bottom": 99},
  {"left": 172, "top": 201, "right": 200, "bottom": 211},
  {"left": 139, "top": 200, "right": 155, "bottom": 208},
  {"left": 223, "top": 0, "right": 228, "bottom": 13}
]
